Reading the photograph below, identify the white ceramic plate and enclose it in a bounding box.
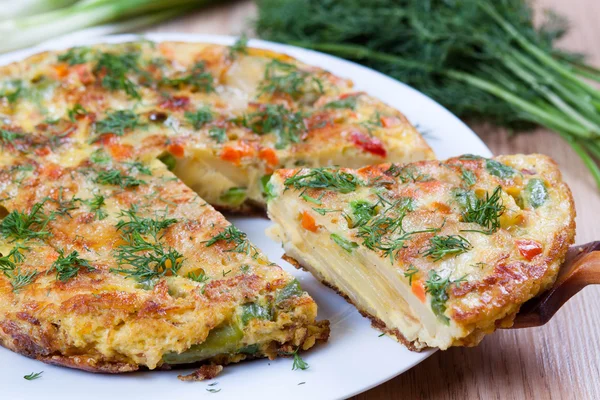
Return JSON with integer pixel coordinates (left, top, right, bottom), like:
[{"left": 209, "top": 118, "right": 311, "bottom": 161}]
[{"left": 0, "top": 34, "right": 492, "bottom": 400}]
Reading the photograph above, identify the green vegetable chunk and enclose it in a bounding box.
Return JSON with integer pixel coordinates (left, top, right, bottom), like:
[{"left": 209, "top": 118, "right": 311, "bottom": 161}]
[
  {"left": 330, "top": 233, "right": 359, "bottom": 253},
  {"left": 261, "top": 174, "right": 276, "bottom": 201},
  {"left": 349, "top": 200, "right": 376, "bottom": 227},
  {"left": 275, "top": 279, "right": 303, "bottom": 305},
  {"left": 220, "top": 187, "right": 247, "bottom": 207},
  {"left": 524, "top": 178, "right": 548, "bottom": 208},
  {"left": 162, "top": 323, "right": 243, "bottom": 365},
  {"left": 158, "top": 153, "right": 176, "bottom": 171},
  {"left": 241, "top": 302, "right": 273, "bottom": 325},
  {"left": 485, "top": 159, "right": 517, "bottom": 179}
]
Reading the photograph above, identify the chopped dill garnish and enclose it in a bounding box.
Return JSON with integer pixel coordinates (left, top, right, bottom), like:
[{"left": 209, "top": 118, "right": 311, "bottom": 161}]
[
  {"left": 94, "top": 51, "right": 141, "bottom": 99},
  {"left": 24, "top": 371, "right": 43, "bottom": 380},
  {"left": 311, "top": 207, "right": 340, "bottom": 216},
  {"left": 68, "top": 103, "right": 88, "bottom": 121},
  {"left": 208, "top": 127, "right": 227, "bottom": 143},
  {"left": 161, "top": 61, "right": 214, "bottom": 92},
  {"left": 187, "top": 270, "right": 209, "bottom": 283},
  {"left": 90, "top": 149, "right": 111, "bottom": 164},
  {"left": 94, "top": 110, "right": 140, "bottom": 137},
  {"left": 204, "top": 225, "right": 258, "bottom": 257},
  {"left": 291, "top": 347, "right": 309, "bottom": 371},
  {"left": 0, "top": 201, "right": 54, "bottom": 241},
  {"left": 185, "top": 107, "right": 213, "bottom": 129},
  {"left": 229, "top": 34, "right": 249, "bottom": 59},
  {"left": 83, "top": 194, "right": 108, "bottom": 220},
  {"left": 323, "top": 95, "right": 358, "bottom": 110},
  {"left": 330, "top": 233, "right": 358, "bottom": 253},
  {"left": 44, "top": 189, "right": 80, "bottom": 218},
  {"left": 115, "top": 205, "right": 177, "bottom": 236},
  {"left": 284, "top": 168, "right": 361, "bottom": 194},
  {"left": 404, "top": 265, "right": 419, "bottom": 285},
  {"left": 424, "top": 270, "right": 467, "bottom": 325},
  {"left": 58, "top": 46, "right": 91, "bottom": 65},
  {"left": 458, "top": 186, "right": 505, "bottom": 234},
  {"left": 111, "top": 209, "right": 183, "bottom": 284},
  {"left": 0, "top": 128, "right": 24, "bottom": 147},
  {"left": 49, "top": 249, "right": 94, "bottom": 282},
  {"left": 349, "top": 199, "right": 377, "bottom": 228},
  {"left": 241, "top": 104, "right": 307, "bottom": 149},
  {"left": 95, "top": 169, "right": 145, "bottom": 188},
  {"left": 461, "top": 169, "right": 477, "bottom": 187},
  {"left": 386, "top": 164, "right": 431, "bottom": 183},
  {"left": 423, "top": 235, "right": 472, "bottom": 261},
  {"left": 125, "top": 161, "right": 152, "bottom": 176},
  {"left": 0, "top": 79, "right": 22, "bottom": 104},
  {"left": 356, "top": 197, "right": 433, "bottom": 262},
  {"left": 258, "top": 59, "right": 323, "bottom": 99},
  {"left": 0, "top": 249, "right": 38, "bottom": 292}
]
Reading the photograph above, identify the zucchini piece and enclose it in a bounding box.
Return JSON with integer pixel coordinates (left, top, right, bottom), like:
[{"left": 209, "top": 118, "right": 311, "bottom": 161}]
[
  {"left": 241, "top": 302, "right": 272, "bottom": 325},
  {"left": 275, "top": 279, "right": 303, "bottom": 305},
  {"left": 524, "top": 178, "right": 548, "bottom": 208},
  {"left": 158, "top": 153, "right": 176, "bottom": 171},
  {"left": 220, "top": 187, "right": 247, "bottom": 207},
  {"left": 486, "top": 159, "right": 517, "bottom": 179},
  {"left": 162, "top": 323, "right": 243, "bottom": 365}
]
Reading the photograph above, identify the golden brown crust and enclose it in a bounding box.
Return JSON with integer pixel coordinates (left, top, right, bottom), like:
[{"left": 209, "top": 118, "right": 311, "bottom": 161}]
[{"left": 178, "top": 365, "right": 223, "bottom": 382}]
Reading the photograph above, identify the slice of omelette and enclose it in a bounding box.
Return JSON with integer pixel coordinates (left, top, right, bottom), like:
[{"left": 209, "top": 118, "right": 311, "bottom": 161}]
[
  {"left": 266, "top": 155, "right": 575, "bottom": 350},
  {"left": 0, "top": 154, "right": 328, "bottom": 372},
  {"left": 0, "top": 40, "right": 433, "bottom": 213}
]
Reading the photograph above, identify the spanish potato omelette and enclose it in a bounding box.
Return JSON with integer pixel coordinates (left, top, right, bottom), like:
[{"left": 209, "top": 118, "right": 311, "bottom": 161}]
[
  {"left": 0, "top": 39, "right": 433, "bottom": 373},
  {"left": 267, "top": 154, "right": 575, "bottom": 350}
]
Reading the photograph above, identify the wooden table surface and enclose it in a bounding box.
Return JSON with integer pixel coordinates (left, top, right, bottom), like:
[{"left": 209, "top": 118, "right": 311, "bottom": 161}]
[{"left": 146, "top": 1, "right": 600, "bottom": 398}]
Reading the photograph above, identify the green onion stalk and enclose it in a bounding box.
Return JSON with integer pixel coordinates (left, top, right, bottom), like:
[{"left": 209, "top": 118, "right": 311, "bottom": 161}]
[
  {"left": 255, "top": 0, "right": 600, "bottom": 188},
  {"left": 0, "top": 0, "right": 226, "bottom": 53}
]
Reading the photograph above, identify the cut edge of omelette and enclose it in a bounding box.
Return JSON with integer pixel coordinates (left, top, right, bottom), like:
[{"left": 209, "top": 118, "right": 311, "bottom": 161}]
[{"left": 266, "top": 154, "right": 575, "bottom": 350}]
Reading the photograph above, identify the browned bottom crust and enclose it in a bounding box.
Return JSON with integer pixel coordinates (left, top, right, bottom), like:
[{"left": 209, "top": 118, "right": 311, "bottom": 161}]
[
  {"left": 0, "top": 317, "right": 330, "bottom": 373},
  {"left": 281, "top": 254, "right": 426, "bottom": 352}
]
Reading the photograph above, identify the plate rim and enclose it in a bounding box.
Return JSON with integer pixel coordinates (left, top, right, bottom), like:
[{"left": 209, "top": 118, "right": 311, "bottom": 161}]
[{"left": 0, "top": 32, "right": 492, "bottom": 400}]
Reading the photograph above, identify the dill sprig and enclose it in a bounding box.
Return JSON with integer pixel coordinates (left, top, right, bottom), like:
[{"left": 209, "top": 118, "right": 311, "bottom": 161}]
[
  {"left": 0, "top": 128, "right": 24, "bottom": 147},
  {"left": 229, "top": 34, "right": 249, "bottom": 59},
  {"left": 95, "top": 169, "right": 145, "bottom": 188},
  {"left": 284, "top": 168, "right": 361, "bottom": 194},
  {"left": 95, "top": 110, "right": 140, "bottom": 137},
  {"left": 423, "top": 235, "right": 472, "bottom": 261},
  {"left": 111, "top": 208, "right": 182, "bottom": 283},
  {"left": 204, "top": 225, "right": 258, "bottom": 257},
  {"left": 94, "top": 51, "right": 141, "bottom": 99},
  {"left": 24, "top": 371, "right": 43, "bottom": 380},
  {"left": 459, "top": 186, "right": 506, "bottom": 234},
  {"left": 112, "top": 232, "right": 184, "bottom": 283},
  {"left": 355, "top": 197, "right": 433, "bottom": 262},
  {"left": 49, "top": 250, "right": 94, "bottom": 282},
  {"left": 58, "top": 46, "right": 91, "bottom": 65},
  {"left": 161, "top": 61, "right": 214, "bottom": 92},
  {"left": 0, "top": 201, "right": 54, "bottom": 241},
  {"left": 424, "top": 270, "right": 467, "bottom": 324},
  {"left": 0, "top": 247, "right": 37, "bottom": 292},
  {"left": 208, "top": 127, "right": 227, "bottom": 143},
  {"left": 323, "top": 95, "right": 358, "bottom": 110},
  {"left": 258, "top": 59, "right": 323, "bottom": 99},
  {"left": 404, "top": 265, "right": 419, "bottom": 285},
  {"left": 83, "top": 194, "right": 108, "bottom": 220},
  {"left": 241, "top": 104, "right": 307, "bottom": 149},
  {"left": 185, "top": 107, "right": 213, "bottom": 130},
  {"left": 115, "top": 206, "right": 177, "bottom": 236}
]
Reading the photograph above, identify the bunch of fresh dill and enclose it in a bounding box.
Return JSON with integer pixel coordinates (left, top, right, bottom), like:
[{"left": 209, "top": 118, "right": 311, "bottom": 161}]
[{"left": 255, "top": 0, "right": 600, "bottom": 186}]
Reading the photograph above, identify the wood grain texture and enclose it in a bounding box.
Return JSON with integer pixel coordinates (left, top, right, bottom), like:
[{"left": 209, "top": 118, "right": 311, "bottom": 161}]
[{"left": 144, "top": 0, "right": 600, "bottom": 398}]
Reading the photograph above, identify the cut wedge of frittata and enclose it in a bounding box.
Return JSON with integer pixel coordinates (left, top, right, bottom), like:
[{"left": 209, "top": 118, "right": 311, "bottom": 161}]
[{"left": 266, "top": 155, "right": 575, "bottom": 350}]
